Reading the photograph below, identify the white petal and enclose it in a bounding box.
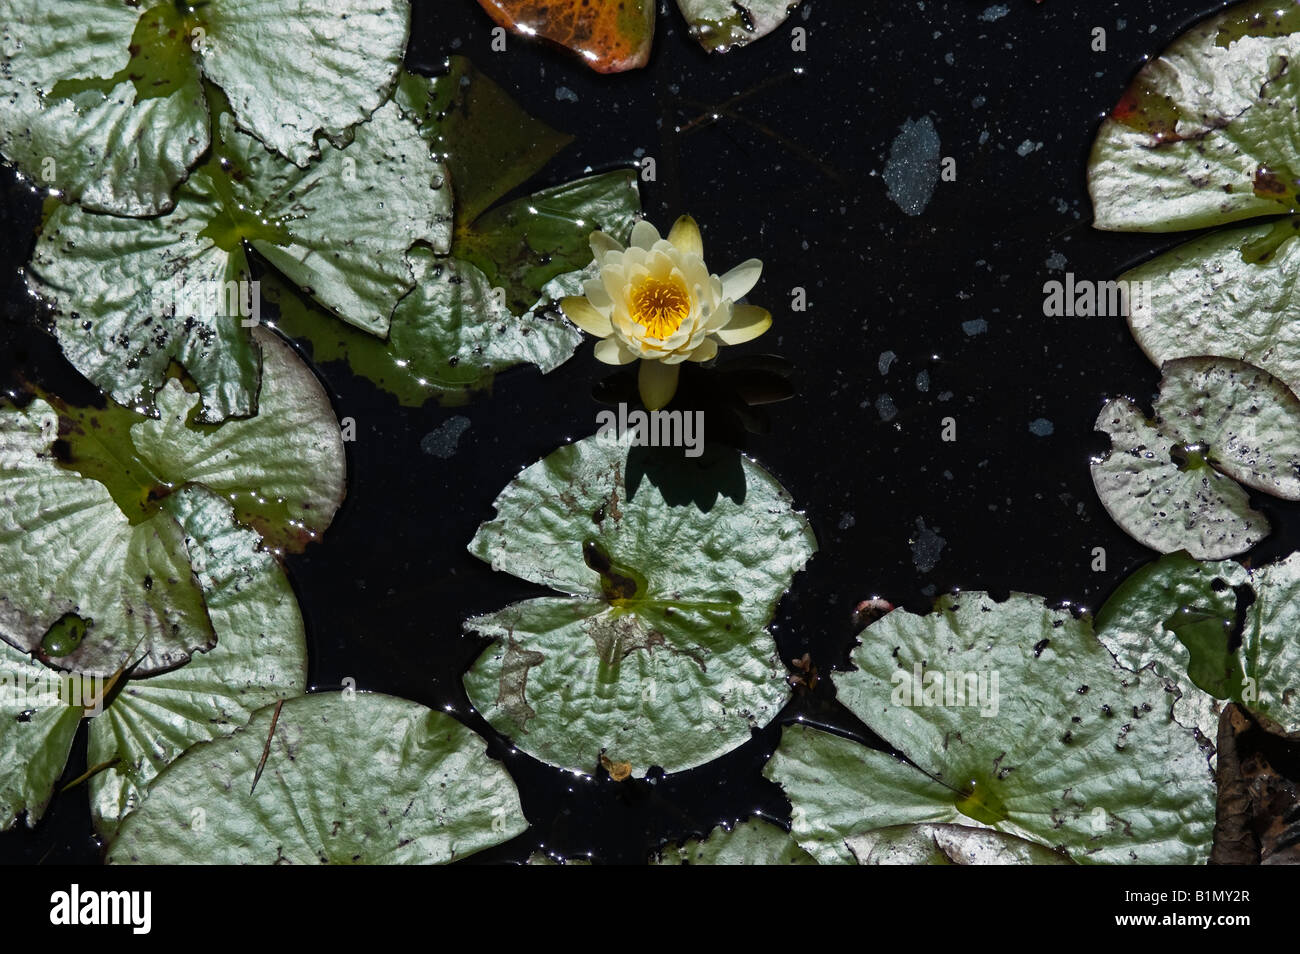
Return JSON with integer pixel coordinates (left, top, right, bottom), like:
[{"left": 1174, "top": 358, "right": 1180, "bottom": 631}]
[
  {"left": 629, "top": 219, "right": 661, "bottom": 250},
  {"left": 687, "top": 338, "right": 719, "bottom": 362},
  {"left": 594, "top": 336, "right": 637, "bottom": 365},
  {"left": 720, "top": 258, "right": 763, "bottom": 301},
  {"left": 583, "top": 279, "right": 613, "bottom": 310}
]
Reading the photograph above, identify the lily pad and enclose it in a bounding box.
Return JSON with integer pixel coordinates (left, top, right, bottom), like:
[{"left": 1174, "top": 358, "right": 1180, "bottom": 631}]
[
  {"left": 269, "top": 64, "right": 640, "bottom": 405},
  {"left": 1092, "top": 357, "right": 1300, "bottom": 559},
  {"left": 473, "top": 0, "right": 654, "bottom": 73},
  {"left": 0, "top": 0, "right": 410, "bottom": 215},
  {"left": 86, "top": 487, "right": 309, "bottom": 836},
  {"left": 765, "top": 592, "right": 1217, "bottom": 865},
  {"left": 1089, "top": 0, "right": 1300, "bottom": 233},
  {"left": 654, "top": 817, "right": 816, "bottom": 865},
  {"left": 677, "top": 0, "right": 806, "bottom": 53},
  {"left": 106, "top": 692, "right": 529, "bottom": 864},
  {"left": 1096, "top": 551, "right": 1300, "bottom": 741},
  {"left": 845, "top": 824, "right": 1073, "bottom": 865},
  {"left": 0, "top": 640, "right": 84, "bottom": 830},
  {"left": 0, "top": 328, "right": 343, "bottom": 675},
  {"left": 28, "top": 98, "right": 451, "bottom": 421},
  {"left": 463, "top": 433, "right": 816, "bottom": 775}
]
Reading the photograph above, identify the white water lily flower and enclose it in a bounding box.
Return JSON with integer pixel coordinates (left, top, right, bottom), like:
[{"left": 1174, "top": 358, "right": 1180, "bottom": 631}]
[{"left": 560, "top": 215, "right": 772, "bottom": 410}]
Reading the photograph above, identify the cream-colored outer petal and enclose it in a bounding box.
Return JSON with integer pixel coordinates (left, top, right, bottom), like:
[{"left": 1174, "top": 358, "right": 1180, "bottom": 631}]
[
  {"left": 714, "top": 304, "right": 772, "bottom": 345},
  {"left": 638, "top": 359, "right": 681, "bottom": 410},
  {"left": 687, "top": 338, "right": 719, "bottom": 363},
  {"left": 668, "top": 215, "right": 704, "bottom": 257},
  {"left": 629, "top": 219, "right": 661, "bottom": 250},
  {"left": 589, "top": 230, "right": 624, "bottom": 262},
  {"left": 594, "top": 336, "right": 638, "bottom": 365},
  {"left": 720, "top": 258, "right": 763, "bottom": 301},
  {"left": 560, "top": 297, "right": 613, "bottom": 338}
]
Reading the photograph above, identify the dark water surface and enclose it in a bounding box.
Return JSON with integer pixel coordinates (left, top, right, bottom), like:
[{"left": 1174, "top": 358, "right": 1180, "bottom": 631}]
[{"left": 3, "top": 0, "right": 1290, "bottom": 864}]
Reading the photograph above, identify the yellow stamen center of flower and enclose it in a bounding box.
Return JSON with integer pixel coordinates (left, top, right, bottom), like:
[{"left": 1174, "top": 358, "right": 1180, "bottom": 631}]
[{"left": 630, "top": 277, "right": 690, "bottom": 339}]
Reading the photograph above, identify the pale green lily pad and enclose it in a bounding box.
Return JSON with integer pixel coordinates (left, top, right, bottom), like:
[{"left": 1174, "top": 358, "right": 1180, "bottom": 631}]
[
  {"left": 463, "top": 433, "right": 816, "bottom": 775},
  {"left": 0, "top": 0, "right": 409, "bottom": 215},
  {"left": 106, "top": 692, "right": 528, "bottom": 864},
  {"left": 87, "top": 486, "right": 308, "bottom": 836},
  {"left": 845, "top": 824, "right": 1073, "bottom": 865},
  {"left": 1121, "top": 219, "right": 1300, "bottom": 399},
  {"left": 655, "top": 817, "right": 816, "bottom": 865},
  {"left": 0, "top": 398, "right": 215, "bottom": 676},
  {"left": 766, "top": 592, "right": 1217, "bottom": 865},
  {"left": 29, "top": 99, "right": 450, "bottom": 421},
  {"left": 0, "top": 329, "right": 343, "bottom": 675},
  {"left": 1092, "top": 357, "right": 1300, "bottom": 559},
  {"left": 130, "top": 329, "right": 346, "bottom": 552},
  {"left": 1089, "top": 0, "right": 1300, "bottom": 233},
  {"left": 0, "top": 640, "right": 84, "bottom": 830},
  {"left": 677, "top": 0, "right": 805, "bottom": 53},
  {"left": 1096, "top": 551, "right": 1300, "bottom": 741}
]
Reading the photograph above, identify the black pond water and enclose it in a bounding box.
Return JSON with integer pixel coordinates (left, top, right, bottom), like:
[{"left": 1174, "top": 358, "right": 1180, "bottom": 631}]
[{"left": 3, "top": 0, "right": 1295, "bottom": 864}]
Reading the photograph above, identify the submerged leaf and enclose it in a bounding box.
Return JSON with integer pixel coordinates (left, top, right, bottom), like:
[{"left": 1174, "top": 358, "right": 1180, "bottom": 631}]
[
  {"left": 0, "top": 0, "right": 410, "bottom": 215},
  {"left": 106, "top": 693, "right": 528, "bottom": 864},
  {"left": 766, "top": 593, "right": 1217, "bottom": 865},
  {"left": 1092, "top": 357, "right": 1300, "bottom": 558},
  {"left": 463, "top": 434, "right": 816, "bottom": 775}
]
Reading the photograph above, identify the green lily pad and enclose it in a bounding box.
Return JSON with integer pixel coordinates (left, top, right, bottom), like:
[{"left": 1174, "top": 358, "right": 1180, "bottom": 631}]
[
  {"left": 265, "top": 63, "right": 640, "bottom": 404},
  {"left": 463, "top": 434, "right": 816, "bottom": 775},
  {"left": 106, "top": 692, "right": 529, "bottom": 864},
  {"left": 87, "top": 486, "right": 308, "bottom": 836},
  {"left": 1092, "top": 357, "right": 1300, "bottom": 559},
  {"left": 844, "top": 824, "right": 1073, "bottom": 865},
  {"left": 1089, "top": 1, "right": 1300, "bottom": 233},
  {"left": 677, "top": 0, "right": 806, "bottom": 53},
  {"left": 0, "top": 0, "right": 410, "bottom": 216},
  {"left": 128, "top": 329, "right": 346, "bottom": 552},
  {"left": 765, "top": 592, "right": 1217, "bottom": 865},
  {"left": 1121, "top": 218, "right": 1300, "bottom": 398},
  {"left": 0, "top": 640, "right": 84, "bottom": 830},
  {"left": 29, "top": 98, "right": 451, "bottom": 421},
  {"left": 654, "top": 817, "right": 816, "bottom": 865},
  {"left": 0, "top": 328, "right": 343, "bottom": 675},
  {"left": 1096, "top": 551, "right": 1300, "bottom": 740}
]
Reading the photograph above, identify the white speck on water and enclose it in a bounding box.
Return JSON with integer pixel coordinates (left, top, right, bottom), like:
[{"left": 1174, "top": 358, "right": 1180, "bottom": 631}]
[
  {"left": 883, "top": 116, "right": 941, "bottom": 216},
  {"left": 555, "top": 86, "right": 578, "bottom": 103},
  {"left": 1016, "top": 139, "right": 1042, "bottom": 157},
  {"left": 876, "top": 394, "right": 898, "bottom": 422},
  {"left": 979, "top": 4, "right": 1010, "bottom": 21},
  {"left": 962, "top": 318, "right": 988, "bottom": 336},
  {"left": 1029, "top": 418, "right": 1055, "bottom": 437},
  {"left": 916, "top": 370, "right": 930, "bottom": 392},
  {"left": 1046, "top": 251, "right": 1068, "bottom": 271},
  {"left": 878, "top": 350, "right": 897, "bottom": 375},
  {"left": 838, "top": 512, "right": 856, "bottom": 531},
  {"left": 421, "top": 416, "right": 471, "bottom": 458}
]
